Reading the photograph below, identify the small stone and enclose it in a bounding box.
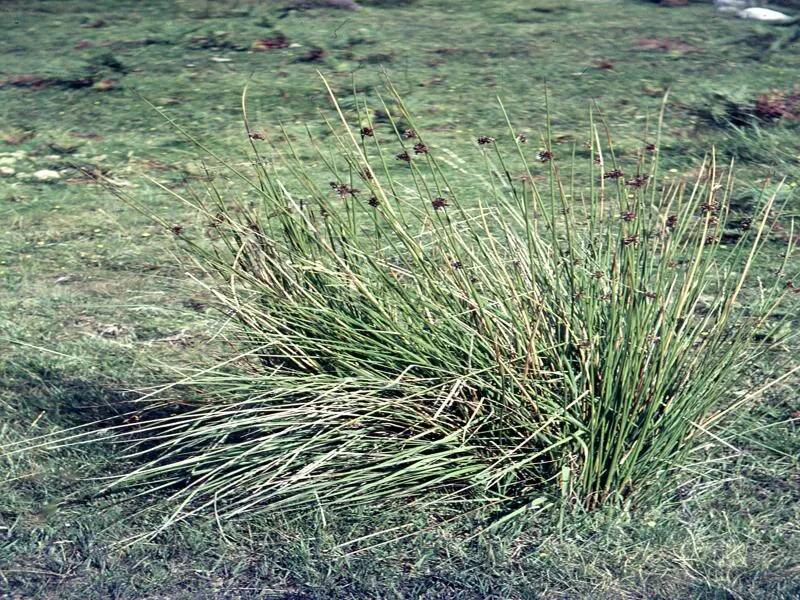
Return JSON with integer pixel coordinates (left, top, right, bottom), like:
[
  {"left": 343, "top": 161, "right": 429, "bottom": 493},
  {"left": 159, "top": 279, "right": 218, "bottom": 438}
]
[
  {"left": 0, "top": 166, "right": 14, "bottom": 177},
  {"left": 33, "top": 169, "right": 61, "bottom": 181},
  {"left": 93, "top": 79, "right": 117, "bottom": 92}
]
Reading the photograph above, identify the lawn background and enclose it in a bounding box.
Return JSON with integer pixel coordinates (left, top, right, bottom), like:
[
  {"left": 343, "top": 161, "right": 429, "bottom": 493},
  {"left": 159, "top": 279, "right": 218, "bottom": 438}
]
[{"left": 1, "top": 1, "right": 798, "bottom": 597}]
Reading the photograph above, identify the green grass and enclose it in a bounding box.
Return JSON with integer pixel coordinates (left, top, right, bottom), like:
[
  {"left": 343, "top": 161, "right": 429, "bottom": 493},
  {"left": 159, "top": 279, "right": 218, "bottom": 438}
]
[{"left": 1, "top": 0, "right": 799, "bottom": 597}]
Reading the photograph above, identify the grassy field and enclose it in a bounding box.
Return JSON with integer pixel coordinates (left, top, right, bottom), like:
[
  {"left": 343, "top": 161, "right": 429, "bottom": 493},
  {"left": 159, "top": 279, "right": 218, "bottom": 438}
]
[{"left": 1, "top": 0, "right": 799, "bottom": 597}]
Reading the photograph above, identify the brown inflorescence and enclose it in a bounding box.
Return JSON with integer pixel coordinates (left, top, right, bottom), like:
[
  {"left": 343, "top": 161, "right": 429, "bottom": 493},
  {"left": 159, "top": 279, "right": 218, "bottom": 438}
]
[
  {"left": 431, "top": 197, "right": 448, "bottom": 210},
  {"left": 626, "top": 174, "right": 649, "bottom": 188},
  {"left": 623, "top": 234, "right": 640, "bottom": 246},
  {"left": 330, "top": 181, "right": 359, "bottom": 197}
]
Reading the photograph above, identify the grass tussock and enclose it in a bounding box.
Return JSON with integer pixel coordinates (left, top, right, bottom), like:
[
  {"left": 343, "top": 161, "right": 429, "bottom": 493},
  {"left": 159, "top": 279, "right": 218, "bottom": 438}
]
[{"left": 20, "top": 81, "right": 798, "bottom": 538}]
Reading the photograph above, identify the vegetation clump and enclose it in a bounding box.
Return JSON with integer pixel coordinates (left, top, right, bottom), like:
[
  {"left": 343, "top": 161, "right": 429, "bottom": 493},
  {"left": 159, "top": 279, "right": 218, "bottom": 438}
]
[{"left": 43, "top": 83, "right": 797, "bottom": 537}]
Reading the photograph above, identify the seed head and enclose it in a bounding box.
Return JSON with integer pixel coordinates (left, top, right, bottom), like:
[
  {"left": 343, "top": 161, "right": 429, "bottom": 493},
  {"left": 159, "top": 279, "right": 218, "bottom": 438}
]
[
  {"left": 170, "top": 224, "right": 184, "bottom": 235},
  {"left": 516, "top": 133, "right": 527, "bottom": 143},
  {"left": 537, "top": 150, "right": 553, "bottom": 162},
  {"left": 330, "top": 182, "right": 359, "bottom": 197},
  {"left": 621, "top": 211, "right": 636, "bottom": 222},
  {"left": 451, "top": 260, "right": 462, "bottom": 269},
  {"left": 403, "top": 128, "right": 417, "bottom": 139},
  {"left": 413, "top": 142, "right": 429, "bottom": 154},
  {"left": 248, "top": 131, "right": 265, "bottom": 140},
  {"left": 623, "top": 234, "right": 640, "bottom": 246},
  {"left": 396, "top": 150, "right": 411, "bottom": 163},
  {"left": 477, "top": 135, "right": 495, "bottom": 145},
  {"left": 603, "top": 169, "right": 624, "bottom": 180},
  {"left": 360, "top": 126, "right": 374, "bottom": 138},
  {"left": 626, "top": 174, "right": 649, "bottom": 188},
  {"left": 368, "top": 196, "right": 380, "bottom": 207},
  {"left": 666, "top": 214, "right": 678, "bottom": 229},
  {"left": 431, "top": 197, "right": 448, "bottom": 210}
]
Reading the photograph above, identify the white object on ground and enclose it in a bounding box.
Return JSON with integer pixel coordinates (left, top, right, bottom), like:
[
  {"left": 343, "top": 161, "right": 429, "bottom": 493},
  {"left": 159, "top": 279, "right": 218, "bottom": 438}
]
[
  {"left": 32, "top": 169, "right": 61, "bottom": 181},
  {"left": 0, "top": 166, "right": 15, "bottom": 177},
  {"left": 738, "top": 7, "right": 793, "bottom": 22}
]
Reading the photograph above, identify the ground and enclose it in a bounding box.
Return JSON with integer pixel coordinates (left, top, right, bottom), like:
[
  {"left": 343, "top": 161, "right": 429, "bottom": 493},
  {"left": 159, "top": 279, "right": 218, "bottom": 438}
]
[{"left": 1, "top": 0, "right": 799, "bottom": 598}]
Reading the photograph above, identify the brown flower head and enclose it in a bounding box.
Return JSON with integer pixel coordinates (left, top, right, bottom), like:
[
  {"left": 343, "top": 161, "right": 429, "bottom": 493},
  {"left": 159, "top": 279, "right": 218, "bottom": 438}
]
[
  {"left": 626, "top": 174, "right": 649, "bottom": 188},
  {"left": 537, "top": 150, "right": 553, "bottom": 162},
  {"left": 360, "top": 126, "right": 374, "bottom": 138},
  {"left": 396, "top": 150, "right": 411, "bottom": 163},
  {"left": 477, "top": 135, "right": 495, "bottom": 145},
  {"left": 413, "top": 142, "right": 429, "bottom": 154},
  {"left": 621, "top": 211, "right": 636, "bottom": 222},
  {"left": 368, "top": 196, "right": 380, "bottom": 207},
  {"left": 403, "top": 128, "right": 417, "bottom": 139},
  {"left": 330, "top": 182, "right": 359, "bottom": 197},
  {"left": 209, "top": 212, "right": 225, "bottom": 228},
  {"left": 603, "top": 169, "right": 624, "bottom": 180},
  {"left": 623, "top": 234, "right": 640, "bottom": 246},
  {"left": 666, "top": 214, "right": 678, "bottom": 229},
  {"left": 431, "top": 197, "right": 448, "bottom": 210}
]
